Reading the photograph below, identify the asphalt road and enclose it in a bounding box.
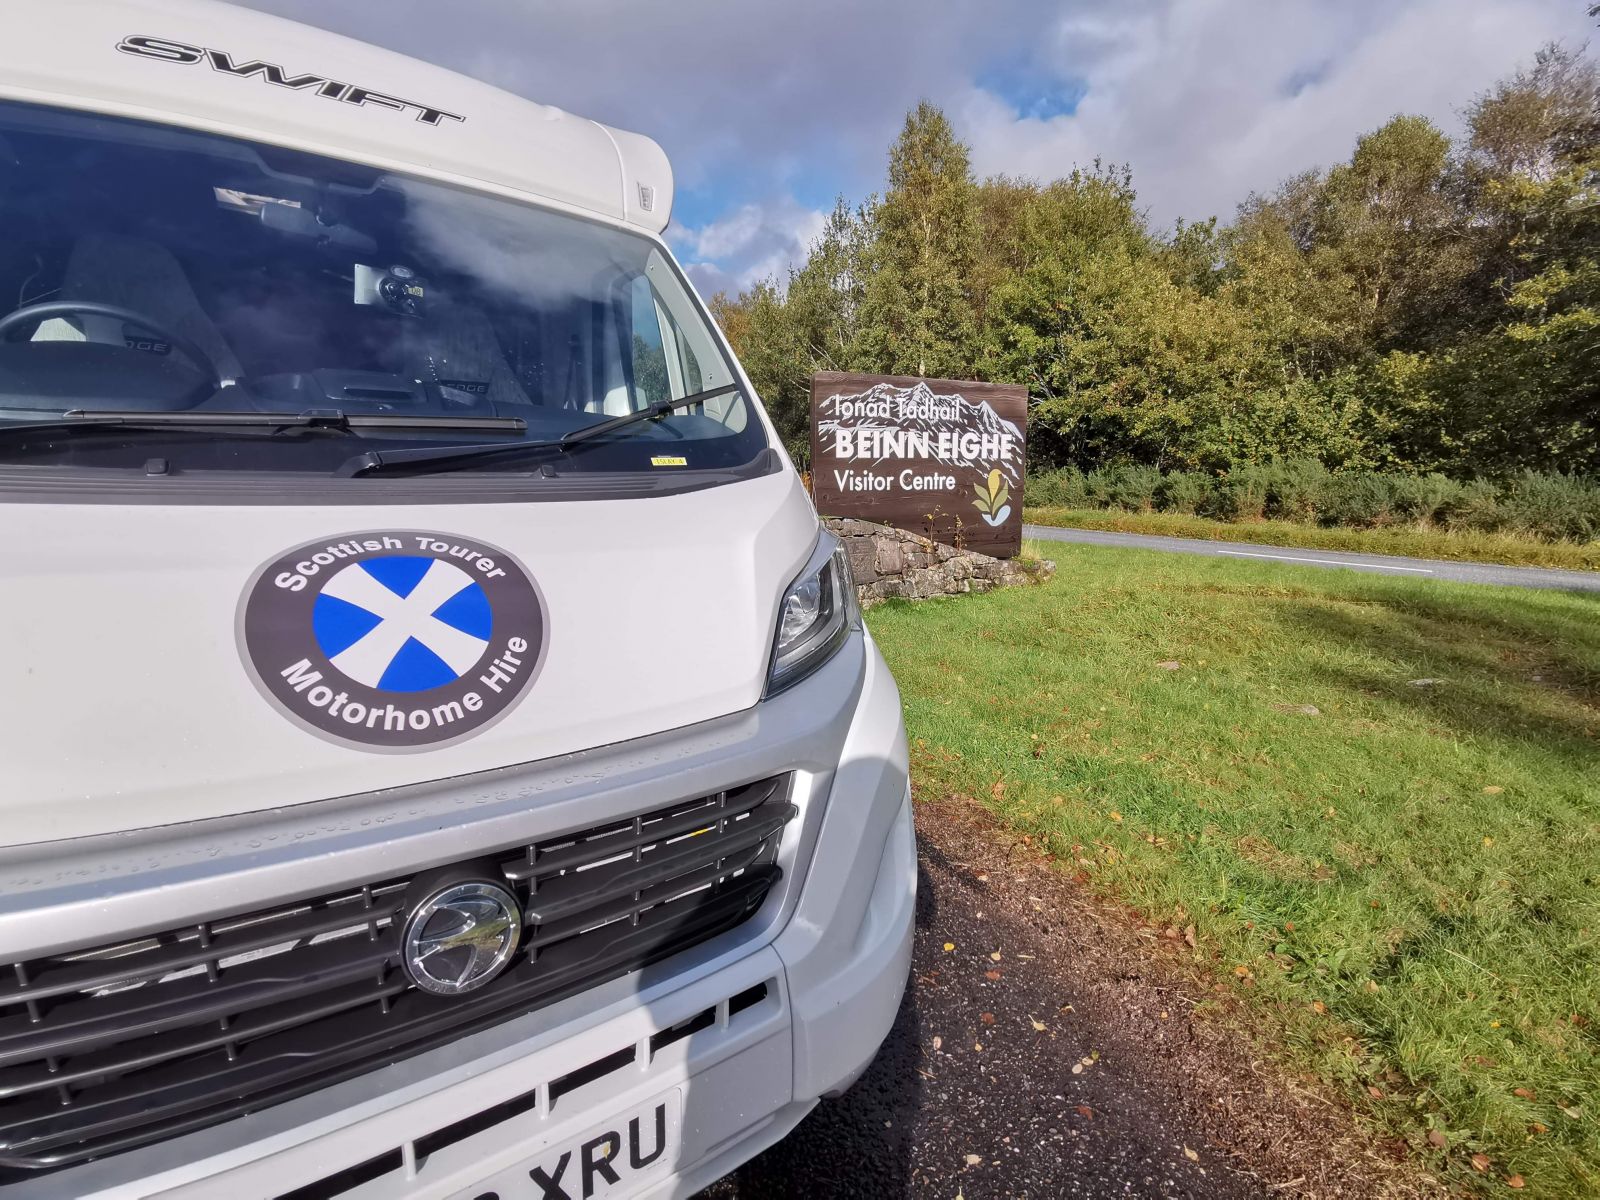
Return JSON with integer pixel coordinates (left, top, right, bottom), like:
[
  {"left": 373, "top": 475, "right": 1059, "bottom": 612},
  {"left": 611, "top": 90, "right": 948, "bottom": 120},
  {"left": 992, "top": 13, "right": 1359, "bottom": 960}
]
[
  {"left": 1023, "top": 523, "right": 1600, "bottom": 592},
  {"left": 700, "top": 837, "right": 1263, "bottom": 1199}
]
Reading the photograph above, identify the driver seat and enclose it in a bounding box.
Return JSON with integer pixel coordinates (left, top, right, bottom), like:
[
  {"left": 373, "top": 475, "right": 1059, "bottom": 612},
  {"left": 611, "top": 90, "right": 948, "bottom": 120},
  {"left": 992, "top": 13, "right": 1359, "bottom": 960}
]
[
  {"left": 397, "top": 299, "right": 532, "bottom": 409},
  {"left": 33, "top": 233, "right": 245, "bottom": 382}
]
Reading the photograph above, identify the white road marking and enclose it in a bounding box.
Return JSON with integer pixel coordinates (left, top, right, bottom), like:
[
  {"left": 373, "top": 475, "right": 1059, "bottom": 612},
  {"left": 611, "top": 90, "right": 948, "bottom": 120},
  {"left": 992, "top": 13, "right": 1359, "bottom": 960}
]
[{"left": 1215, "top": 550, "right": 1433, "bottom": 574}]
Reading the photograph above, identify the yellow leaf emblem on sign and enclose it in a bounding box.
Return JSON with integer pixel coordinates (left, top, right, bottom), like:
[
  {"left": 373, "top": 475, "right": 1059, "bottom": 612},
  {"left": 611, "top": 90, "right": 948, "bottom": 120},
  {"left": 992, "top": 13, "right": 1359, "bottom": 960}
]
[{"left": 972, "top": 468, "right": 1010, "bottom": 519}]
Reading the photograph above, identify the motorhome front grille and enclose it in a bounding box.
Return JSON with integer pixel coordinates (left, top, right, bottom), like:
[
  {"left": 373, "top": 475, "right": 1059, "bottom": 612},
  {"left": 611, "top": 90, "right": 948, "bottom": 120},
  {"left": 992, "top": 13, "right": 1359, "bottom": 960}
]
[{"left": 0, "top": 775, "right": 794, "bottom": 1175}]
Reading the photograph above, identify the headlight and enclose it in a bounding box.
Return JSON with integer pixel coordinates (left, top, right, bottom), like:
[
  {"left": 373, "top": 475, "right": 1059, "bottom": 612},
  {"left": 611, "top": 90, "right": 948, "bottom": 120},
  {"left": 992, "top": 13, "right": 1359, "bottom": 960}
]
[{"left": 766, "top": 532, "right": 861, "bottom": 695}]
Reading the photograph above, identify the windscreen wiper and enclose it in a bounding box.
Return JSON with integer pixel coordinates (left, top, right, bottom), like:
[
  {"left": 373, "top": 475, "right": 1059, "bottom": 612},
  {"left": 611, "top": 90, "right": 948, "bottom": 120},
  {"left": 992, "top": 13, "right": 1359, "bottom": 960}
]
[
  {"left": 0, "top": 410, "right": 529, "bottom": 438},
  {"left": 336, "top": 383, "right": 742, "bottom": 478},
  {"left": 557, "top": 383, "right": 740, "bottom": 447}
]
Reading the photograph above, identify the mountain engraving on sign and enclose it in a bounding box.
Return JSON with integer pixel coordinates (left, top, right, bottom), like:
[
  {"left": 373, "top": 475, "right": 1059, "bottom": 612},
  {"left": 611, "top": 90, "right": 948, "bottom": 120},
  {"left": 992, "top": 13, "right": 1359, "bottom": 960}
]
[{"left": 810, "top": 372, "right": 1027, "bottom": 558}]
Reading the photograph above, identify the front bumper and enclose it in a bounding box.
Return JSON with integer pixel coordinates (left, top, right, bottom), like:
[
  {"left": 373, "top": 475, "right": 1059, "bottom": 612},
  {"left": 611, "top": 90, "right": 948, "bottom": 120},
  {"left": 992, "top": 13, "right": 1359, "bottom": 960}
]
[{"left": 0, "top": 632, "right": 914, "bottom": 1199}]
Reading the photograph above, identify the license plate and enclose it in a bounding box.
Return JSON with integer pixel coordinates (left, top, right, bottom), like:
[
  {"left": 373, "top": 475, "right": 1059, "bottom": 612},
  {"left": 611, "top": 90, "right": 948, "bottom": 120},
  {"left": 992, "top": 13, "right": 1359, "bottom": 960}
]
[{"left": 453, "top": 1090, "right": 682, "bottom": 1200}]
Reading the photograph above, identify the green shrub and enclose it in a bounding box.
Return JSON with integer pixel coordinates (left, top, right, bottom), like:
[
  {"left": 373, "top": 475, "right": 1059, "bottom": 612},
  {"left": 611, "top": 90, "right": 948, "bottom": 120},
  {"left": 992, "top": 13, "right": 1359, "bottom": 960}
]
[
  {"left": 1027, "top": 464, "right": 1600, "bottom": 544},
  {"left": 1498, "top": 471, "right": 1600, "bottom": 542},
  {"left": 1206, "top": 464, "right": 1271, "bottom": 520},
  {"left": 1441, "top": 480, "right": 1505, "bottom": 533},
  {"left": 1262, "top": 458, "right": 1330, "bottom": 522},
  {"left": 1028, "top": 466, "right": 1088, "bottom": 508},
  {"left": 1086, "top": 464, "right": 1162, "bottom": 511},
  {"left": 1387, "top": 472, "right": 1464, "bottom": 523},
  {"left": 1156, "top": 470, "right": 1214, "bottom": 514},
  {"left": 1318, "top": 472, "right": 1400, "bottom": 528}
]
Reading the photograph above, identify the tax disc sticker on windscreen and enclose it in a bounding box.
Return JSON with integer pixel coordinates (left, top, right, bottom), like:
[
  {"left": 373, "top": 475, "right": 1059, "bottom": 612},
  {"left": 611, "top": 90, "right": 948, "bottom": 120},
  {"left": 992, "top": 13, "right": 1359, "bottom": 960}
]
[{"left": 238, "top": 531, "right": 546, "bottom": 752}]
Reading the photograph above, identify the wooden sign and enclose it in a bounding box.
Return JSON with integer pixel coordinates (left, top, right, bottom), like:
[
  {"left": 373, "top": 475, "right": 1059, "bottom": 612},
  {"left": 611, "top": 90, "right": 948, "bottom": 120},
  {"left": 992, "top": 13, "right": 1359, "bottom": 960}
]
[{"left": 810, "top": 372, "right": 1028, "bottom": 558}]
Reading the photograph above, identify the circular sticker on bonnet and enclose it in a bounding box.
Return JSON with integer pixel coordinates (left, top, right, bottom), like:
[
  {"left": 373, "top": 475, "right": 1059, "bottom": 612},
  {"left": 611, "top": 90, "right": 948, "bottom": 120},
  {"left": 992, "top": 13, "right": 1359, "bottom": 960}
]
[{"left": 238, "top": 531, "right": 546, "bottom": 752}]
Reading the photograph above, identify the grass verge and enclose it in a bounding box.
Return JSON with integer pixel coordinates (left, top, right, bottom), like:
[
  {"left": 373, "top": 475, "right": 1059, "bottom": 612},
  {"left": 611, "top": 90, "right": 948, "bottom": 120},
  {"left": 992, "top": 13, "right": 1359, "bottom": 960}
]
[
  {"left": 868, "top": 543, "right": 1599, "bottom": 1196},
  {"left": 1024, "top": 507, "right": 1600, "bottom": 572}
]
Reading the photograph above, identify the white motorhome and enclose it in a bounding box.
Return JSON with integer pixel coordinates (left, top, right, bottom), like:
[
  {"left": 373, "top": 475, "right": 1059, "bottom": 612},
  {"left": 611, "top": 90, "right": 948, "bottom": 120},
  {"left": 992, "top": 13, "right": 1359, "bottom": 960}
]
[{"left": 0, "top": 3, "right": 915, "bottom": 1196}]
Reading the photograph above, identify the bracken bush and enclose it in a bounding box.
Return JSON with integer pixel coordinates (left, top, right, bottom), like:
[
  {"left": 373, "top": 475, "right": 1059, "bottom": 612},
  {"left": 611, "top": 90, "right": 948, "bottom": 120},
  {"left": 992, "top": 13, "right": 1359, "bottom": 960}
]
[{"left": 1025, "top": 461, "right": 1600, "bottom": 544}]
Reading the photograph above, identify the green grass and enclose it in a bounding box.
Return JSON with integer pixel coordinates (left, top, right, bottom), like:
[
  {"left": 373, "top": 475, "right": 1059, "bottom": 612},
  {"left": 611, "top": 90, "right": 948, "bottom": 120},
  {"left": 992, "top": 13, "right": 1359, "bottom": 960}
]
[
  {"left": 1025, "top": 506, "right": 1600, "bottom": 572},
  {"left": 869, "top": 543, "right": 1600, "bottom": 1196}
]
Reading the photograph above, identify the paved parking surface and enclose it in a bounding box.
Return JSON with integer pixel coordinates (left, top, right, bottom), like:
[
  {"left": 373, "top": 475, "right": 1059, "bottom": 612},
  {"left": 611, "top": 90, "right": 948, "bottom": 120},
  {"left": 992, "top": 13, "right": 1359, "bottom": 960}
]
[{"left": 701, "top": 836, "right": 1262, "bottom": 1199}]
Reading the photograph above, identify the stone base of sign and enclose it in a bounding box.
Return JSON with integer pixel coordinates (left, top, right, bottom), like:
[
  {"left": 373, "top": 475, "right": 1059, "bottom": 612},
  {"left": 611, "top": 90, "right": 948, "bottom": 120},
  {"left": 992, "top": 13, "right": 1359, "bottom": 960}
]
[{"left": 824, "top": 517, "right": 1054, "bottom": 609}]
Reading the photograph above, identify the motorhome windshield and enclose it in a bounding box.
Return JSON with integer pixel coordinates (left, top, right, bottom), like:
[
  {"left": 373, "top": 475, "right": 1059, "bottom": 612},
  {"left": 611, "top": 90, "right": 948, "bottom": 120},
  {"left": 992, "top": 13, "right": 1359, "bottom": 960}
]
[{"left": 0, "top": 100, "right": 764, "bottom": 476}]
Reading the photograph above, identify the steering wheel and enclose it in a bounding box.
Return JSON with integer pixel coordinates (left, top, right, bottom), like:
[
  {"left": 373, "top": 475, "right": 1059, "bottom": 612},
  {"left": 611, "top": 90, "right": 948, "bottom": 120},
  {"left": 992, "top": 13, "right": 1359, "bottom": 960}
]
[{"left": 0, "top": 301, "right": 222, "bottom": 389}]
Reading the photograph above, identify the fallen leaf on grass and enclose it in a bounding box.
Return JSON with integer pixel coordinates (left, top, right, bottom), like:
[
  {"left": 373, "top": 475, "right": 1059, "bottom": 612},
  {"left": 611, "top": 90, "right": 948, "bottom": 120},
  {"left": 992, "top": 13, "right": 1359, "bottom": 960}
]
[
  {"left": 1367, "top": 1086, "right": 1385, "bottom": 1100},
  {"left": 1471, "top": 1154, "right": 1492, "bottom": 1172},
  {"left": 1560, "top": 1105, "right": 1582, "bottom": 1119},
  {"left": 1508, "top": 1176, "right": 1525, "bottom": 1189},
  {"left": 1312, "top": 1001, "right": 1327, "bottom": 1014},
  {"left": 1484, "top": 786, "right": 1504, "bottom": 795},
  {"left": 1183, "top": 925, "right": 1197, "bottom": 947},
  {"left": 1271, "top": 703, "right": 1321, "bottom": 716},
  {"left": 1426, "top": 1130, "right": 1447, "bottom": 1149},
  {"left": 1513, "top": 1087, "right": 1536, "bottom": 1099},
  {"left": 1156, "top": 661, "right": 1181, "bottom": 671},
  {"left": 1408, "top": 678, "right": 1443, "bottom": 687}
]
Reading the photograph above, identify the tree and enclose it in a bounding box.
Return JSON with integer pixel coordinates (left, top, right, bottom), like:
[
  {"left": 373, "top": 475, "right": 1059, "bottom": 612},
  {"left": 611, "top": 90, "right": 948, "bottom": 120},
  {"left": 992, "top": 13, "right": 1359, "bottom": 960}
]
[
  {"left": 712, "top": 280, "right": 808, "bottom": 459},
  {"left": 975, "top": 167, "right": 1362, "bottom": 470},
  {"left": 1479, "top": 148, "right": 1600, "bottom": 470},
  {"left": 1359, "top": 42, "right": 1600, "bottom": 474},
  {"left": 713, "top": 41, "right": 1600, "bottom": 479},
  {"left": 1464, "top": 43, "right": 1600, "bottom": 183},
  {"left": 782, "top": 198, "right": 872, "bottom": 376},
  {"left": 854, "top": 102, "right": 980, "bottom": 378}
]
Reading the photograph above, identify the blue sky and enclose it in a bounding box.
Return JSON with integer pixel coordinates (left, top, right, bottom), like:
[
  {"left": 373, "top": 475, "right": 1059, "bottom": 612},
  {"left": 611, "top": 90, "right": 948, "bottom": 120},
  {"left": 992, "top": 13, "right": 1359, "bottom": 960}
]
[{"left": 235, "top": 0, "right": 1593, "bottom": 297}]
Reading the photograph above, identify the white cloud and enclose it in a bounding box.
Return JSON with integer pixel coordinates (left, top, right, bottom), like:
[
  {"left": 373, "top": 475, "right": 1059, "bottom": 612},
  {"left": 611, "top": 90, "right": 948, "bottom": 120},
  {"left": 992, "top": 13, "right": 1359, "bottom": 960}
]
[
  {"left": 228, "top": 0, "right": 1596, "bottom": 279},
  {"left": 225, "top": 0, "right": 1036, "bottom": 197},
  {"left": 959, "top": 0, "right": 1594, "bottom": 227},
  {"left": 672, "top": 200, "right": 828, "bottom": 296}
]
